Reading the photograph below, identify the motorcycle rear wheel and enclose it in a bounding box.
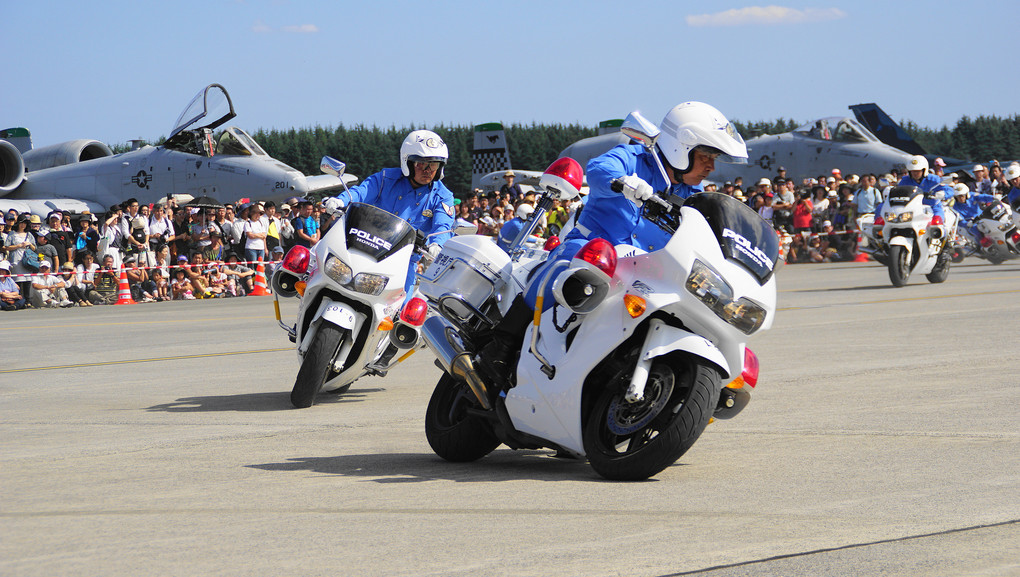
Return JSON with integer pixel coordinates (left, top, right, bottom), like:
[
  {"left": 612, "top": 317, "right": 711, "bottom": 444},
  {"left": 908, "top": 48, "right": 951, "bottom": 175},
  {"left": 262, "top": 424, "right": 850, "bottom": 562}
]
[
  {"left": 888, "top": 245, "right": 910, "bottom": 287},
  {"left": 583, "top": 358, "right": 720, "bottom": 481},
  {"left": 425, "top": 373, "right": 500, "bottom": 462},
  {"left": 290, "top": 323, "right": 346, "bottom": 408}
]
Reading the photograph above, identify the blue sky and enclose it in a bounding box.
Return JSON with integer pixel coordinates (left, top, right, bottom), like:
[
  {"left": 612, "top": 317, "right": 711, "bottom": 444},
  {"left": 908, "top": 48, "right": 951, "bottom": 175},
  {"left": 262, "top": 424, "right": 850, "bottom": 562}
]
[{"left": 3, "top": 1, "right": 1018, "bottom": 148}]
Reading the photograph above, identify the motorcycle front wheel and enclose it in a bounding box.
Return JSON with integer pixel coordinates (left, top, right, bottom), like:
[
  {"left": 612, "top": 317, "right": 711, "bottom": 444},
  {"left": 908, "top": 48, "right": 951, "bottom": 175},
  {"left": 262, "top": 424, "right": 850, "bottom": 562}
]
[
  {"left": 926, "top": 251, "right": 951, "bottom": 283},
  {"left": 425, "top": 373, "right": 500, "bottom": 462},
  {"left": 290, "top": 323, "right": 346, "bottom": 408},
  {"left": 888, "top": 245, "right": 911, "bottom": 287},
  {"left": 583, "top": 357, "right": 720, "bottom": 481}
]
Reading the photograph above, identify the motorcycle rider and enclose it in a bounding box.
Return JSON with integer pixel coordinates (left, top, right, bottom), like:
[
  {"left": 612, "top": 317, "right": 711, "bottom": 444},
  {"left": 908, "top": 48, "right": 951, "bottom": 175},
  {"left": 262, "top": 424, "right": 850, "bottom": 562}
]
[
  {"left": 879, "top": 155, "right": 950, "bottom": 220},
  {"left": 322, "top": 130, "right": 456, "bottom": 293},
  {"left": 1005, "top": 163, "right": 1020, "bottom": 210},
  {"left": 949, "top": 184, "right": 997, "bottom": 242},
  {"left": 496, "top": 203, "right": 539, "bottom": 253},
  {"left": 477, "top": 101, "right": 748, "bottom": 388}
]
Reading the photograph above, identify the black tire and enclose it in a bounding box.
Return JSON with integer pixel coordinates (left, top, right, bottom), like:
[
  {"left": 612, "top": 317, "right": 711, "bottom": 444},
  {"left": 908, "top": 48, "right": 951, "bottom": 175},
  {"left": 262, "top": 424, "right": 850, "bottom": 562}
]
[
  {"left": 888, "top": 245, "right": 910, "bottom": 287},
  {"left": 583, "top": 358, "right": 720, "bottom": 481},
  {"left": 950, "top": 247, "right": 966, "bottom": 264},
  {"left": 425, "top": 373, "right": 500, "bottom": 462},
  {"left": 291, "top": 323, "right": 345, "bottom": 408},
  {"left": 926, "top": 251, "right": 951, "bottom": 283}
]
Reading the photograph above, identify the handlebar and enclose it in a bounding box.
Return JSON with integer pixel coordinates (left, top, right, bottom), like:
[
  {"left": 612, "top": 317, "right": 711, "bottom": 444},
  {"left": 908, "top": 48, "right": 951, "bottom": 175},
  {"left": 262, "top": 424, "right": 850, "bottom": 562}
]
[{"left": 610, "top": 178, "right": 672, "bottom": 209}]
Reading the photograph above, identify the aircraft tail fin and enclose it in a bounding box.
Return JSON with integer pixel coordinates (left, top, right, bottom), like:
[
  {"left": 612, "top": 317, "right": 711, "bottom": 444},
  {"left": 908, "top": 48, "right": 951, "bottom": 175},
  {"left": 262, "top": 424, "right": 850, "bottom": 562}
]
[
  {"left": 471, "top": 122, "right": 511, "bottom": 191},
  {"left": 0, "top": 127, "right": 33, "bottom": 154},
  {"left": 597, "top": 119, "right": 624, "bottom": 135},
  {"left": 849, "top": 103, "right": 926, "bottom": 156}
]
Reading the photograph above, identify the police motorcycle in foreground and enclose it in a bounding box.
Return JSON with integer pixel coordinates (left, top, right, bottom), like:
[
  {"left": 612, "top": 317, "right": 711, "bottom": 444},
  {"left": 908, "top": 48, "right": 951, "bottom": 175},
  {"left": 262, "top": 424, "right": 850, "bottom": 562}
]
[
  {"left": 866, "top": 185, "right": 956, "bottom": 287},
  {"left": 272, "top": 157, "right": 432, "bottom": 408},
  {"left": 417, "top": 112, "right": 779, "bottom": 480},
  {"left": 956, "top": 200, "right": 1020, "bottom": 264}
]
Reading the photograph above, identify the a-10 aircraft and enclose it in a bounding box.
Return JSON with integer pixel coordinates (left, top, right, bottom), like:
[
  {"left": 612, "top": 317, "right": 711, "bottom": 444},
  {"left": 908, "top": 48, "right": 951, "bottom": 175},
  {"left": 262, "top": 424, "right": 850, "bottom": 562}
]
[
  {"left": 471, "top": 103, "right": 921, "bottom": 192},
  {"left": 0, "top": 84, "right": 354, "bottom": 216}
]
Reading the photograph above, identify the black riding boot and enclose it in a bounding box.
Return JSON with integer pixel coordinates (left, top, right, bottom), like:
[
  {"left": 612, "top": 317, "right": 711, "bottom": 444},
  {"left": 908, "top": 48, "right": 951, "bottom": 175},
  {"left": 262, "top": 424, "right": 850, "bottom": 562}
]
[{"left": 476, "top": 295, "right": 534, "bottom": 389}]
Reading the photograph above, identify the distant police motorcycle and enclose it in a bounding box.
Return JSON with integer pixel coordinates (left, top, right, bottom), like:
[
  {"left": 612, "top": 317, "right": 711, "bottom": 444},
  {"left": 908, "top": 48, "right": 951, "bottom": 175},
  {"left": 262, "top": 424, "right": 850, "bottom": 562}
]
[
  {"left": 272, "top": 157, "right": 431, "bottom": 408},
  {"left": 958, "top": 199, "right": 1020, "bottom": 264},
  {"left": 870, "top": 185, "right": 956, "bottom": 287},
  {"left": 417, "top": 112, "right": 778, "bottom": 481}
]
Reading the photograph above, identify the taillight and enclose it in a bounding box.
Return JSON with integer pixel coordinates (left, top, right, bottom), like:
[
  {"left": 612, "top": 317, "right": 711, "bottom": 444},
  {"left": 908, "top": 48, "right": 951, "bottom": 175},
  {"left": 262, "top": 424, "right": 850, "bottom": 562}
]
[
  {"left": 930, "top": 215, "right": 944, "bottom": 226},
  {"left": 741, "top": 348, "right": 759, "bottom": 388},
  {"left": 980, "top": 236, "right": 994, "bottom": 248},
  {"left": 543, "top": 236, "right": 561, "bottom": 251},
  {"left": 400, "top": 297, "right": 429, "bottom": 326},
  {"left": 283, "top": 246, "right": 311, "bottom": 274},
  {"left": 574, "top": 238, "right": 617, "bottom": 277},
  {"left": 874, "top": 216, "right": 885, "bottom": 227},
  {"left": 1010, "top": 231, "right": 1020, "bottom": 244}
]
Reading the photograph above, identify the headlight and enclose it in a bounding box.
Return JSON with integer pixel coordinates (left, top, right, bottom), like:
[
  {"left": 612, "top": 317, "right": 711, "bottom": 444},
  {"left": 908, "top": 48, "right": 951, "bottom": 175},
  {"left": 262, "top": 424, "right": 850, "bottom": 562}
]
[
  {"left": 350, "top": 273, "right": 388, "bottom": 296},
  {"left": 685, "top": 260, "right": 767, "bottom": 335},
  {"left": 999, "top": 222, "right": 1013, "bottom": 232},
  {"left": 323, "top": 255, "right": 389, "bottom": 295},
  {"left": 884, "top": 211, "right": 912, "bottom": 223},
  {"left": 324, "top": 255, "right": 353, "bottom": 285}
]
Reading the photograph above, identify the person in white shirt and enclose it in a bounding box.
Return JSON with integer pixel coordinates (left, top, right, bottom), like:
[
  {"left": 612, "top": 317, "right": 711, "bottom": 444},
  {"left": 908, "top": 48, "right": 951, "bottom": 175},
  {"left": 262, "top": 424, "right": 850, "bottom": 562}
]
[{"left": 243, "top": 205, "right": 268, "bottom": 263}]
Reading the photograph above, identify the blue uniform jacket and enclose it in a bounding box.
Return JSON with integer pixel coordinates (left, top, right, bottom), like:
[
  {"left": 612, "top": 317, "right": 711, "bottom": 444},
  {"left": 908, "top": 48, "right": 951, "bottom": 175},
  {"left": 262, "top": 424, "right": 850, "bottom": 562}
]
[
  {"left": 952, "top": 194, "right": 997, "bottom": 222},
  {"left": 337, "top": 168, "right": 455, "bottom": 246},
  {"left": 568, "top": 144, "right": 701, "bottom": 252},
  {"left": 875, "top": 174, "right": 949, "bottom": 219}
]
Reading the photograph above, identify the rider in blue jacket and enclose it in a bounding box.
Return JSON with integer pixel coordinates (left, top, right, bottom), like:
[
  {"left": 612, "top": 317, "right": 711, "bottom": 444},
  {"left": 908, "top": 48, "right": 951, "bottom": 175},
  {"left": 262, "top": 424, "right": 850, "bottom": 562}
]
[
  {"left": 324, "top": 130, "right": 456, "bottom": 293},
  {"left": 1005, "top": 163, "right": 1020, "bottom": 210},
  {"left": 876, "top": 155, "right": 950, "bottom": 220},
  {"left": 477, "top": 102, "right": 749, "bottom": 388},
  {"left": 950, "top": 184, "right": 998, "bottom": 241}
]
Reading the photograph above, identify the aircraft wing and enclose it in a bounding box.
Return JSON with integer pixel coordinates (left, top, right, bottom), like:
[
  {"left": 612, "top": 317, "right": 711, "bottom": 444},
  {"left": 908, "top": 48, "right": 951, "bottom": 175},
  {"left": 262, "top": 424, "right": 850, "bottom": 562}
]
[{"left": 302, "top": 173, "right": 359, "bottom": 197}]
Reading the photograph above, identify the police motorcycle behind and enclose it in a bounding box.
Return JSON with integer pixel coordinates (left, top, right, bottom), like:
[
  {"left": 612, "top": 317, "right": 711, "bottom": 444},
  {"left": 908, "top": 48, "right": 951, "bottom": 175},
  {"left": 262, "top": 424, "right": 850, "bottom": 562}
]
[
  {"left": 958, "top": 199, "right": 1020, "bottom": 264},
  {"left": 871, "top": 185, "right": 956, "bottom": 287},
  {"left": 417, "top": 113, "right": 779, "bottom": 481},
  {"left": 272, "top": 157, "right": 432, "bottom": 408}
]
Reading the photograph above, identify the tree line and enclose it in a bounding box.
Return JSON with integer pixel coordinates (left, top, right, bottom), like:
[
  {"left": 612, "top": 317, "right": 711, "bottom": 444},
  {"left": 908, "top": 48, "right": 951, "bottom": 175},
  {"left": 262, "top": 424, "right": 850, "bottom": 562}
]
[{"left": 119, "top": 114, "right": 1020, "bottom": 196}]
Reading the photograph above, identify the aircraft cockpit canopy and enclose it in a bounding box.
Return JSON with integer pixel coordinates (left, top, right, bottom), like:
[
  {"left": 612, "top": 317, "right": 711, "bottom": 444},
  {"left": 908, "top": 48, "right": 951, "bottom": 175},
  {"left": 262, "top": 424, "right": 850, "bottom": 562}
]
[
  {"left": 794, "top": 117, "right": 877, "bottom": 144},
  {"left": 164, "top": 84, "right": 237, "bottom": 153},
  {"left": 215, "top": 127, "right": 268, "bottom": 157}
]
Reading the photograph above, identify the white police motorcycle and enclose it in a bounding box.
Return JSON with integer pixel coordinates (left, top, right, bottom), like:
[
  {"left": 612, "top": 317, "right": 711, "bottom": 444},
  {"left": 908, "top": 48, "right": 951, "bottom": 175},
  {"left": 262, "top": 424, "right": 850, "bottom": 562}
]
[
  {"left": 956, "top": 199, "right": 1020, "bottom": 264},
  {"left": 272, "top": 157, "right": 430, "bottom": 408},
  {"left": 417, "top": 113, "right": 779, "bottom": 480},
  {"left": 869, "top": 185, "right": 956, "bottom": 287}
]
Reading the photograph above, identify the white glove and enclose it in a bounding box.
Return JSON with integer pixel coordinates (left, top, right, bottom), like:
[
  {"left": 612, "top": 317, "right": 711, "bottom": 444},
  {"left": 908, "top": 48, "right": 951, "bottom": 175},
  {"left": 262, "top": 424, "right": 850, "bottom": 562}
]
[
  {"left": 620, "top": 173, "right": 654, "bottom": 206},
  {"left": 427, "top": 243, "right": 442, "bottom": 259},
  {"left": 323, "top": 197, "right": 345, "bottom": 214}
]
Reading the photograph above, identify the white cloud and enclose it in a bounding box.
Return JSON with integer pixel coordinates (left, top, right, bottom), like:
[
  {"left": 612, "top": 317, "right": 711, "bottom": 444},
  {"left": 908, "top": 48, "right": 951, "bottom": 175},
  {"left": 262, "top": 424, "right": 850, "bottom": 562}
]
[
  {"left": 282, "top": 24, "right": 319, "bottom": 34},
  {"left": 687, "top": 6, "right": 846, "bottom": 27},
  {"left": 251, "top": 21, "right": 319, "bottom": 34}
]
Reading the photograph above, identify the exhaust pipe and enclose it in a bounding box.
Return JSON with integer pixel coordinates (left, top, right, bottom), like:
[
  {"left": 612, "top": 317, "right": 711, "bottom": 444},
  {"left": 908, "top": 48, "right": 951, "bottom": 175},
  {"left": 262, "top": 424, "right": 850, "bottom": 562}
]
[{"left": 421, "top": 316, "right": 492, "bottom": 410}]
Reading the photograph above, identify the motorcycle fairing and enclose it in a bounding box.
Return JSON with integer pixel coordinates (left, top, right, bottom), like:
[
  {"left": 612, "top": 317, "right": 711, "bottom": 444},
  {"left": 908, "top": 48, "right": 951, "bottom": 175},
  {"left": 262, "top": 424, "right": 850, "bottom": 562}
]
[
  {"left": 342, "top": 203, "right": 417, "bottom": 262},
  {"left": 683, "top": 193, "right": 780, "bottom": 285}
]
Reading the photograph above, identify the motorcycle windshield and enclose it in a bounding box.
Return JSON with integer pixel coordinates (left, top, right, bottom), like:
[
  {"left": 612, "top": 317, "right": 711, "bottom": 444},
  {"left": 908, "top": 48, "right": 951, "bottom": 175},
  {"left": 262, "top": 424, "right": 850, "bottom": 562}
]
[
  {"left": 343, "top": 203, "right": 417, "bottom": 261},
  {"left": 981, "top": 202, "right": 1008, "bottom": 222},
  {"left": 684, "top": 193, "right": 780, "bottom": 284}
]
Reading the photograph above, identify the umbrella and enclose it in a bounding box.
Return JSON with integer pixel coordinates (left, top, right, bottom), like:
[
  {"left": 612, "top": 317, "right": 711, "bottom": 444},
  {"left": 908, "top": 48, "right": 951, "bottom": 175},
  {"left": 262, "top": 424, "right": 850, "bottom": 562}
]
[{"left": 185, "top": 196, "right": 224, "bottom": 209}]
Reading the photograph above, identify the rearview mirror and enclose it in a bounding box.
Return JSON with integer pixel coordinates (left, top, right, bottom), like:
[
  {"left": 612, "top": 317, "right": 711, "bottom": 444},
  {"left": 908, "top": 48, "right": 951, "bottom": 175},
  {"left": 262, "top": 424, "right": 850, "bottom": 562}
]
[
  {"left": 620, "top": 111, "right": 660, "bottom": 149},
  {"left": 320, "top": 156, "right": 346, "bottom": 177}
]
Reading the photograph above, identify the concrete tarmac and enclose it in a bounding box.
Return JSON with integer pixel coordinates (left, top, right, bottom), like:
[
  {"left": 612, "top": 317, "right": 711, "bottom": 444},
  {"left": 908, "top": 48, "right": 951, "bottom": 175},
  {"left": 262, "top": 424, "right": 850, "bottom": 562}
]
[{"left": 2, "top": 259, "right": 1019, "bottom": 576}]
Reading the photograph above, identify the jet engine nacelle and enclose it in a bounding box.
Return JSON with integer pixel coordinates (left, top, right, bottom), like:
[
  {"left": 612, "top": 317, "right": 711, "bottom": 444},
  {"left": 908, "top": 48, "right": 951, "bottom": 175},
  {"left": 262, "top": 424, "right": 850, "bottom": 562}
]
[
  {"left": 22, "top": 139, "right": 113, "bottom": 172},
  {"left": 0, "top": 140, "right": 26, "bottom": 195}
]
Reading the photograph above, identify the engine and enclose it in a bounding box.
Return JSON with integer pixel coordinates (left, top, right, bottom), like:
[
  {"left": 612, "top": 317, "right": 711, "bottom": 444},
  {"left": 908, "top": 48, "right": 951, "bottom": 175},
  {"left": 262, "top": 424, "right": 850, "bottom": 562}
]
[
  {"left": 0, "top": 140, "right": 26, "bottom": 194},
  {"left": 22, "top": 139, "right": 113, "bottom": 172}
]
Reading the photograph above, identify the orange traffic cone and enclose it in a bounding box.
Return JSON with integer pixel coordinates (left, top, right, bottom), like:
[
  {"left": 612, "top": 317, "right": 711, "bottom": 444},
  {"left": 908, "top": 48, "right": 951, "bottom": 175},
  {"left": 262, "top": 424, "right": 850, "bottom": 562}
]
[
  {"left": 115, "top": 269, "right": 136, "bottom": 305},
  {"left": 249, "top": 262, "right": 270, "bottom": 296}
]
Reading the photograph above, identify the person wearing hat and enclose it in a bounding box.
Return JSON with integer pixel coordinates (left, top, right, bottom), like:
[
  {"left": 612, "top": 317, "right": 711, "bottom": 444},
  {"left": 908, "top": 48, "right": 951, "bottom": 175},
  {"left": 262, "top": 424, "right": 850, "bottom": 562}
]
[
  {"left": 1004, "top": 163, "right": 1020, "bottom": 210},
  {"left": 34, "top": 230, "right": 60, "bottom": 270},
  {"left": 757, "top": 189, "right": 775, "bottom": 227},
  {"left": 500, "top": 170, "right": 524, "bottom": 204},
  {"left": 29, "top": 259, "right": 73, "bottom": 308},
  {"left": 970, "top": 164, "right": 992, "bottom": 195},
  {"left": 932, "top": 157, "right": 946, "bottom": 177},
  {"left": 5, "top": 215, "right": 37, "bottom": 298},
  {"left": 58, "top": 261, "right": 89, "bottom": 307},
  {"left": 0, "top": 260, "right": 27, "bottom": 310}
]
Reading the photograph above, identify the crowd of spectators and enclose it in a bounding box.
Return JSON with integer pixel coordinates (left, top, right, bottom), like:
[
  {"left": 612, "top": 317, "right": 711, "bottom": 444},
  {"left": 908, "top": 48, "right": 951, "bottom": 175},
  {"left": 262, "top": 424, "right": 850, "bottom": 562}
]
[
  {"left": 0, "top": 195, "right": 329, "bottom": 311},
  {"left": 3, "top": 160, "right": 1011, "bottom": 312}
]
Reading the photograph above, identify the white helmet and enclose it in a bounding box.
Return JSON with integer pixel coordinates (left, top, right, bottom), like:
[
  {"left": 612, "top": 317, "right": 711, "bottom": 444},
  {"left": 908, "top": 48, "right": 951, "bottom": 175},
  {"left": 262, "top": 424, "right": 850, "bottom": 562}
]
[
  {"left": 1004, "top": 163, "right": 1020, "bottom": 181},
  {"left": 953, "top": 183, "right": 970, "bottom": 198},
  {"left": 399, "top": 130, "right": 448, "bottom": 181},
  {"left": 656, "top": 102, "right": 747, "bottom": 173},
  {"left": 906, "top": 155, "right": 928, "bottom": 175},
  {"left": 515, "top": 203, "right": 534, "bottom": 220}
]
